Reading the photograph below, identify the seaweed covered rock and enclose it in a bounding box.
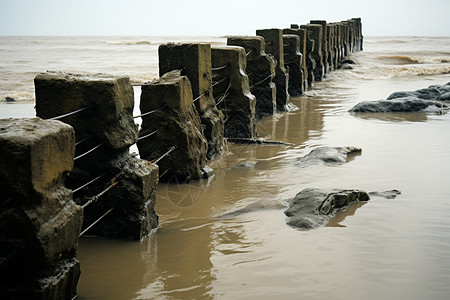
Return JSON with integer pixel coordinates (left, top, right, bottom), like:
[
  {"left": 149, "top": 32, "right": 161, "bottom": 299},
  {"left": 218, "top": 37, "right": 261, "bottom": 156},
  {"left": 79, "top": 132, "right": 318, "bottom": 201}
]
[
  {"left": 284, "top": 188, "right": 370, "bottom": 230},
  {"left": 349, "top": 97, "right": 449, "bottom": 113}
]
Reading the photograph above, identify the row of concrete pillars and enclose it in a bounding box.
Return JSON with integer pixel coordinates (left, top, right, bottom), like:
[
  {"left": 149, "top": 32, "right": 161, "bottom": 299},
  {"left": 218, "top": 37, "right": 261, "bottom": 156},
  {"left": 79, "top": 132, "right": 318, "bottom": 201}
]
[{"left": 0, "top": 18, "right": 362, "bottom": 299}]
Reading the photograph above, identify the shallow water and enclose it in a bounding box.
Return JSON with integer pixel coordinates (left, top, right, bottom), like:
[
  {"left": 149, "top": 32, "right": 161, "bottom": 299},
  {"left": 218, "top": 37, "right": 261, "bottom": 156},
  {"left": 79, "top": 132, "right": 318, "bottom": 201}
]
[{"left": 2, "top": 36, "right": 450, "bottom": 299}]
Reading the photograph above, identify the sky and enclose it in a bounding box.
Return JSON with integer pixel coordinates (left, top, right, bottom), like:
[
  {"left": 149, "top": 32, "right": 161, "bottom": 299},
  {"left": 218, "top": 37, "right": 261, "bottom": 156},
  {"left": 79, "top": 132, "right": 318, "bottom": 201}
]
[{"left": 0, "top": 0, "right": 449, "bottom": 36}]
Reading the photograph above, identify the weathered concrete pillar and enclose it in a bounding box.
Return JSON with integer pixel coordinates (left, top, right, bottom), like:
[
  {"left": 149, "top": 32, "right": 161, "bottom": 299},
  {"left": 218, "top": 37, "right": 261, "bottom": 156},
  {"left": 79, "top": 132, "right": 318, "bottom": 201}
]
[
  {"left": 256, "top": 29, "right": 290, "bottom": 111},
  {"left": 310, "top": 20, "right": 329, "bottom": 74},
  {"left": 227, "top": 36, "right": 276, "bottom": 119},
  {"left": 0, "top": 118, "right": 82, "bottom": 299},
  {"left": 158, "top": 43, "right": 225, "bottom": 160},
  {"left": 301, "top": 24, "right": 324, "bottom": 82},
  {"left": 326, "top": 24, "right": 336, "bottom": 71},
  {"left": 352, "top": 17, "right": 363, "bottom": 51},
  {"left": 137, "top": 70, "right": 208, "bottom": 182},
  {"left": 340, "top": 22, "right": 351, "bottom": 57},
  {"left": 346, "top": 19, "right": 356, "bottom": 53},
  {"left": 282, "top": 34, "right": 303, "bottom": 97},
  {"left": 35, "top": 71, "right": 159, "bottom": 240},
  {"left": 211, "top": 46, "right": 257, "bottom": 138},
  {"left": 285, "top": 27, "right": 308, "bottom": 91}
]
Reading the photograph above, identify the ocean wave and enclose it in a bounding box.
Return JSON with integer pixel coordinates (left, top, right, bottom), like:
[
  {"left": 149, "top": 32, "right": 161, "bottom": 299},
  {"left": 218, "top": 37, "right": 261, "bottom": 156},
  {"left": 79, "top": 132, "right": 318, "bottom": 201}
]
[
  {"left": 105, "top": 40, "right": 154, "bottom": 46},
  {"left": 378, "top": 55, "right": 450, "bottom": 64},
  {"left": 0, "top": 91, "right": 35, "bottom": 102}
]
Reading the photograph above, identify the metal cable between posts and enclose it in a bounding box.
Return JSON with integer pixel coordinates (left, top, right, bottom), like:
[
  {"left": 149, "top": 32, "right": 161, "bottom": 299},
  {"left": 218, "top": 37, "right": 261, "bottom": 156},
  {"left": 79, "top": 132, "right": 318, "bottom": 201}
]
[
  {"left": 49, "top": 105, "right": 94, "bottom": 120},
  {"left": 78, "top": 208, "right": 114, "bottom": 237},
  {"left": 250, "top": 73, "right": 274, "bottom": 90},
  {"left": 212, "top": 76, "right": 230, "bottom": 87},
  {"left": 81, "top": 169, "right": 125, "bottom": 209},
  {"left": 193, "top": 92, "right": 206, "bottom": 103},
  {"left": 137, "top": 126, "right": 165, "bottom": 141},
  {"left": 152, "top": 146, "right": 176, "bottom": 164},
  {"left": 72, "top": 173, "right": 106, "bottom": 193},
  {"left": 212, "top": 64, "right": 230, "bottom": 71},
  {"left": 74, "top": 143, "right": 103, "bottom": 161},
  {"left": 216, "top": 81, "right": 232, "bottom": 106},
  {"left": 134, "top": 105, "right": 166, "bottom": 119},
  {"left": 246, "top": 50, "right": 252, "bottom": 56}
]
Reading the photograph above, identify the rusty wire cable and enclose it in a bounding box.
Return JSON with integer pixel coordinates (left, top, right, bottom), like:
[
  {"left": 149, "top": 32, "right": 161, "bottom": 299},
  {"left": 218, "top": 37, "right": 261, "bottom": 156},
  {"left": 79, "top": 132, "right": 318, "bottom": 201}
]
[
  {"left": 152, "top": 146, "right": 176, "bottom": 164},
  {"left": 212, "top": 76, "right": 230, "bottom": 87},
  {"left": 246, "top": 50, "right": 253, "bottom": 56},
  {"left": 193, "top": 92, "right": 205, "bottom": 103},
  {"left": 81, "top": 169, "right": 125, "bottom": 209},
  {"left": 49, "top": 105, "right": 94, "bottom": 120},
  {"left": 216, "top": 81, "right": 232, "bottom": 106}
]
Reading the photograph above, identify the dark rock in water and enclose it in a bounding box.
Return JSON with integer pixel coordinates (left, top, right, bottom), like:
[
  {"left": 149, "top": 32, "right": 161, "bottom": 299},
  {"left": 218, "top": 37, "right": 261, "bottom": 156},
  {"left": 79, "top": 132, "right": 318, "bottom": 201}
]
[
  {"left": 387, "top": 84, "right": 450, "bottom": 101},
  {"left": 284, "top": 188, "right": 370, "bottom": 230},
  {"left": 201, "top": 165, "right": 214, "bottom": 179},
  {"left": 341, "top": 59, "right": 356, "bottom": 65},
  {"left": 296, "top": 146, "right": 362, "bottom": 167},
  {"left": 349, "top": 97, "right": 448, "bottom": 113},
  {"left": 5, "top": 96, "right": 15, "bottom": 102},
  {"left": 233, "top": 161, "right": 256, "bottom": 168},
  {"left": 368, "top": 189, "right": 401, "bottom": 199},
  {"left": 218, "top": 199, "right": 285, "bottom": 219},
  {"left": 339, "top": 63, "right": 354, "bottom": 70},
  {"left": 439, "top": 92, "right": 450, "bottom": 101}
]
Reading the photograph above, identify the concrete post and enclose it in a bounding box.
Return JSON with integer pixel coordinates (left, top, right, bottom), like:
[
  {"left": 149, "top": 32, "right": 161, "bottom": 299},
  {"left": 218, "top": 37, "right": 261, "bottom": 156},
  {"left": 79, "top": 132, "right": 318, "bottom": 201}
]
[
  {"left": 284, "top": 27, "right": 308, "bottom": 91},
  {"left": 211, "top": 46, "right": 257, "bottom": 138},
  {"left": 282, "top": 34, "right": 303, "bottom": 97},
  {"left": 137, "top": 70, "right": 209, "bottom": 182},
  {"left": 0, "top": 118, "right": 82, "bottom": 299},
  {"left": 227, "top": 36, "right": 276, "bottom": 119},
  {"left": 256, "top": 29, "right": 290, "bottom": 111},
  {"left": 326, "top": 24, "right": 336, "bottom": 71},
  {"left": 35, "top": 71, "right": 159, "bottom": 240},
  {"left": 158, "top": 43, "right": 225, "bottom": 160},
  {"left": 310, "top": 20, "right": 329, "bottom": 74},
  {"left": 300, "top": 24, "right": 324, "bottom": 82}
]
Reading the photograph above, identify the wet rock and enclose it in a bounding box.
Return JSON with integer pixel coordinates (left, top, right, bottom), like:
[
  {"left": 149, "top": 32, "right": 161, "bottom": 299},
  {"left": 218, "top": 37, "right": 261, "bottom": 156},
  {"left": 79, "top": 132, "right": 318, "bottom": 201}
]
[
  {"left": 5, "top": 96, "right": 15, "bottom": 102},
  {"left": 227, "top": 36, "right": 276, "bottom": 119},
  {"left": 296, "top": 146, "right": 362, "bottom": 166},
  {"left": 158, "top": 43, "right": 225, "bottom": 159},
  {"left": 439, "top": 92, "right": 450, "bottom": 101},
  {"left": 137, "top": 70, "right": 208, "bottom": 182},
  {"left": 368, "top": 189, "right": 401, "bottom": 199},
  {"left": 35, "top": 71, "right": 138, "bottom": 150},
  {"left": 0, "top": 118, "right": 82, "bottom": 299},
  {"left": 219, "top": 199, "right": 285, "bottom": 219},
  {"left": 211, "top": 46, "right": 257, "bottom": 138},
  {"left": 256, "top": 29, "right": 291, "bottom": 111},
  {"left": 284, "top": 188, "right": 370, "bottom": 230},
  {"left": 233, "top": 161, "right": 256, "bottom": 168},
  {"left": 339, "top": 63, "right": 354, "bottom": 70},
  {"left": 349, "top": 97, "right": 449, "bottom": 113}
]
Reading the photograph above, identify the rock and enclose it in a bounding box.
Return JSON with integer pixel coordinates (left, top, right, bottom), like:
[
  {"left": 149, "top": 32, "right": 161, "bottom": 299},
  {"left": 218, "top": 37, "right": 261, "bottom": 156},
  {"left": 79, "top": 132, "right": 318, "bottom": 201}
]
[
  {"left": 368, "top": 189, "right": 401, "bottom": 199},
  {"left": 284, "top": 188, "right": 370, "bottom": 230},
  {"left": 296, "top": 146, "right": 362, "bottom": 166},
  {"left": 349, "top": 97, "right": 449, "bottom": 113},
  {"left": 5, "top": 97, "right": 15, "bottom": 102},
  {"left": 233, "top": 161, "right": 256, "bottom": 168},
  {"left": 340, "top": 59, "right": 356, "bottom": 65},
  {"left": 439, "top": 92, "right": 450, "bottom": 101},
  {"left": 218, "top": 199, "right": 285, "bottom": 219},
  {"left": 339, "top": 63, "right": 354, "bottom": 70}
]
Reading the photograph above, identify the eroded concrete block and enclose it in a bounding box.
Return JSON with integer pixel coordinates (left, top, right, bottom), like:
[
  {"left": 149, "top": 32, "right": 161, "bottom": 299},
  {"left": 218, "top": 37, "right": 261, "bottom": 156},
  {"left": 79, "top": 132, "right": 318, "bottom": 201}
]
[
  {"left": 211, "top": 46, "right": 257, "bottom": 138},
  {"left": 284, "top": 28, "right": 308, "bottom": 91},
  {"left": 158, "top": 43, "right": 224, "bottom": 159},
  {"left": 227, "top": 36, "right": 276, "bottom": 119},
  {"left": 35, "top": 71, "right": 137, "bottom": 150},
  {"left": 300, "top": 24, "right": 324, "bottom": 82},
  {"left": 137, "top": 70, "right": 208, "bottom": 182},
  {"left": 0, "top": 118, "right": 82, "bottom": 299},
  {"left": 283, "top": 34, "right": 303, "bottom": 97},
  {"left": 310, "top": 20, "right": 329, "bottom": 74},
  {"left": 256, "top": 29, "right": 290, "bottom": 111}
]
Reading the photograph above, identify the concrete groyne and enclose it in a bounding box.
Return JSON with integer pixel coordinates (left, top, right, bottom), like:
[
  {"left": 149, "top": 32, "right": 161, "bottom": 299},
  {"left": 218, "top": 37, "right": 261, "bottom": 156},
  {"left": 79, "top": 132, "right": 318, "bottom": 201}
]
[{"left": 0, "top": 17, "right": 362, "bottom": 299}]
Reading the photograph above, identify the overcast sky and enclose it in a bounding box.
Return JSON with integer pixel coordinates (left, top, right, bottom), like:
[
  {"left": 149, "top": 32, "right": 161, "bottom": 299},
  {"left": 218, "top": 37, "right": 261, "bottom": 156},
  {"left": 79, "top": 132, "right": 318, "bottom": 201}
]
[{"left": 1, "top": 0, "right": 449, "bottom": 36}]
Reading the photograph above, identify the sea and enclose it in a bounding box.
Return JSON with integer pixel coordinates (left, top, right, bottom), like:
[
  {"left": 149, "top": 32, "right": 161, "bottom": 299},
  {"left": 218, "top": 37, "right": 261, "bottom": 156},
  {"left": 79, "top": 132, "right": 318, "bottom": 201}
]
[{"left": 1, "top": 35, "right": 450, "bottom": 300}]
